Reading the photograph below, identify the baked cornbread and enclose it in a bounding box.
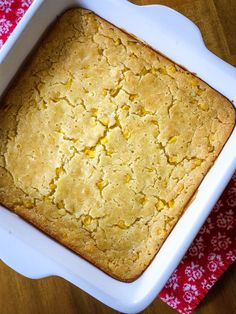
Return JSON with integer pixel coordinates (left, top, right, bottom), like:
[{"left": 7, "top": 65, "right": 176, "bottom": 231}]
[{"left": 0, "top": 8, "right": 235, "bottom": 282}]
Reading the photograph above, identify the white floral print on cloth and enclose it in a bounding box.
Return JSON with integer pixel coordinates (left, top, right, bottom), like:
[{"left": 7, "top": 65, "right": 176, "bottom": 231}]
[
  {"left": 0, "top": 0, "right": 32, "bottom": 48},
  {"left": 0, "top": 2, "right": 235, "bottom": 313}
]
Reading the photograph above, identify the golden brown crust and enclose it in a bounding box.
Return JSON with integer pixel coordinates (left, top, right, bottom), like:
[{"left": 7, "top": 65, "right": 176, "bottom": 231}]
[{"left": 0, "top": 8, "right": 235, "bottom": 281}]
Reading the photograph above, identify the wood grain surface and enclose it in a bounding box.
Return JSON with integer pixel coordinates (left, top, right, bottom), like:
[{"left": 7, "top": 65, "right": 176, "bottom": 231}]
[{"left": 1, "top": 1, "right": 236, "bottom": 313}]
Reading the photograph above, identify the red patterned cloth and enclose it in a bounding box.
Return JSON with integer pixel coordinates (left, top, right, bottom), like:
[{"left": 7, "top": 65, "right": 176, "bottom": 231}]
[
  {"left": 0, "top": 1, "right": 235, "bottom": 313},
  {"left": 0, "top": 0, "right": 32, "bottom": 48},
  {"left": 159, "top": 173, "right": 236, "bottom": 313}
]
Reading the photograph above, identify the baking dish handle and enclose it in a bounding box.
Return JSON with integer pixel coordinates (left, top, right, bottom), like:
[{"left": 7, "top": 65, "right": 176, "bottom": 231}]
[{"left": 0, "top": 227, "right": 59, "bottom": 279}]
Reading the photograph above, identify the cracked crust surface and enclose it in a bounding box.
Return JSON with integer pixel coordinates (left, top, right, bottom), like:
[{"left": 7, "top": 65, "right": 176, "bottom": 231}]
[{"left": 0, "top": 8, "right": 235, "bottom": 281}]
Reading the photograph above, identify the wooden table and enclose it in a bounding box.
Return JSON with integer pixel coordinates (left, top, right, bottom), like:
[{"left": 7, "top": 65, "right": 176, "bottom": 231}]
[{"left": 1, "top": 1, "right": 235, "bottom": 313}]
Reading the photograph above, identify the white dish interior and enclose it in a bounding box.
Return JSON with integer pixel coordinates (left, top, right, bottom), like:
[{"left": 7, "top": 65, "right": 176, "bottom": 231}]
[{"left": 0, "top": 1, "right": 235, "bottom": 313}]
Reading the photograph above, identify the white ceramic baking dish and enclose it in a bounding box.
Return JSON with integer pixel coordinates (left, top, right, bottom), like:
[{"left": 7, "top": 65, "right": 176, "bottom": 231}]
[{"left": 0, "top": 0, "right": 235, "bottom": 313}]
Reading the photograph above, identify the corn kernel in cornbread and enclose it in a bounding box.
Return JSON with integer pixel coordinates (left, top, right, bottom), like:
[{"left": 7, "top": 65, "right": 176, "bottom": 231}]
[
  {"left": 23, "top": 199, "right": 34, "bottom": 209},
  {"left": 81, "top": 215, "right": 92, "bottom": 226},
  {"left": 123, "top": 129, "right": 130, "bottom": 139},
  {"left": 168, "top": 136, "right": 177, "bottom": 144},
  {"left": 84, "top": 148, "right": 95, "bottom": 158},
  {"left": 168, "top": 200, "right": 174, "bottom": 208},
  {"left": 100, "top": 136, "right": 108, "bottom": 144},
  {"left": 0, "top": 8, "right": 234, "bottom": 283},
  {"left": 117, "top": 220, "right": 128, "bottom": 229},
  {"left": 122, "top": 105, "right": 130, "bottom": 111},
  {"left": 199, "top": 103, "right": 209, "bottom": 111},
  {"left": 124, "top": 174, "right": 131, "bottom": 183},
  {"left": 96, "top": 180, "right": 105, "bottom": 190},
  {"left": 156, "top": 199, "right": 165, "bottom": 211},
  {"left": 49, "top": 182, "right": 56, "bottom": 191}
]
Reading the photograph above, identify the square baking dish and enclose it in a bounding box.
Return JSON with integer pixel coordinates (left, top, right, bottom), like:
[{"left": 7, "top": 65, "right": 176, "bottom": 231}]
[{"left": 0, "top": 0, "right": 235, "bottom": 313}]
